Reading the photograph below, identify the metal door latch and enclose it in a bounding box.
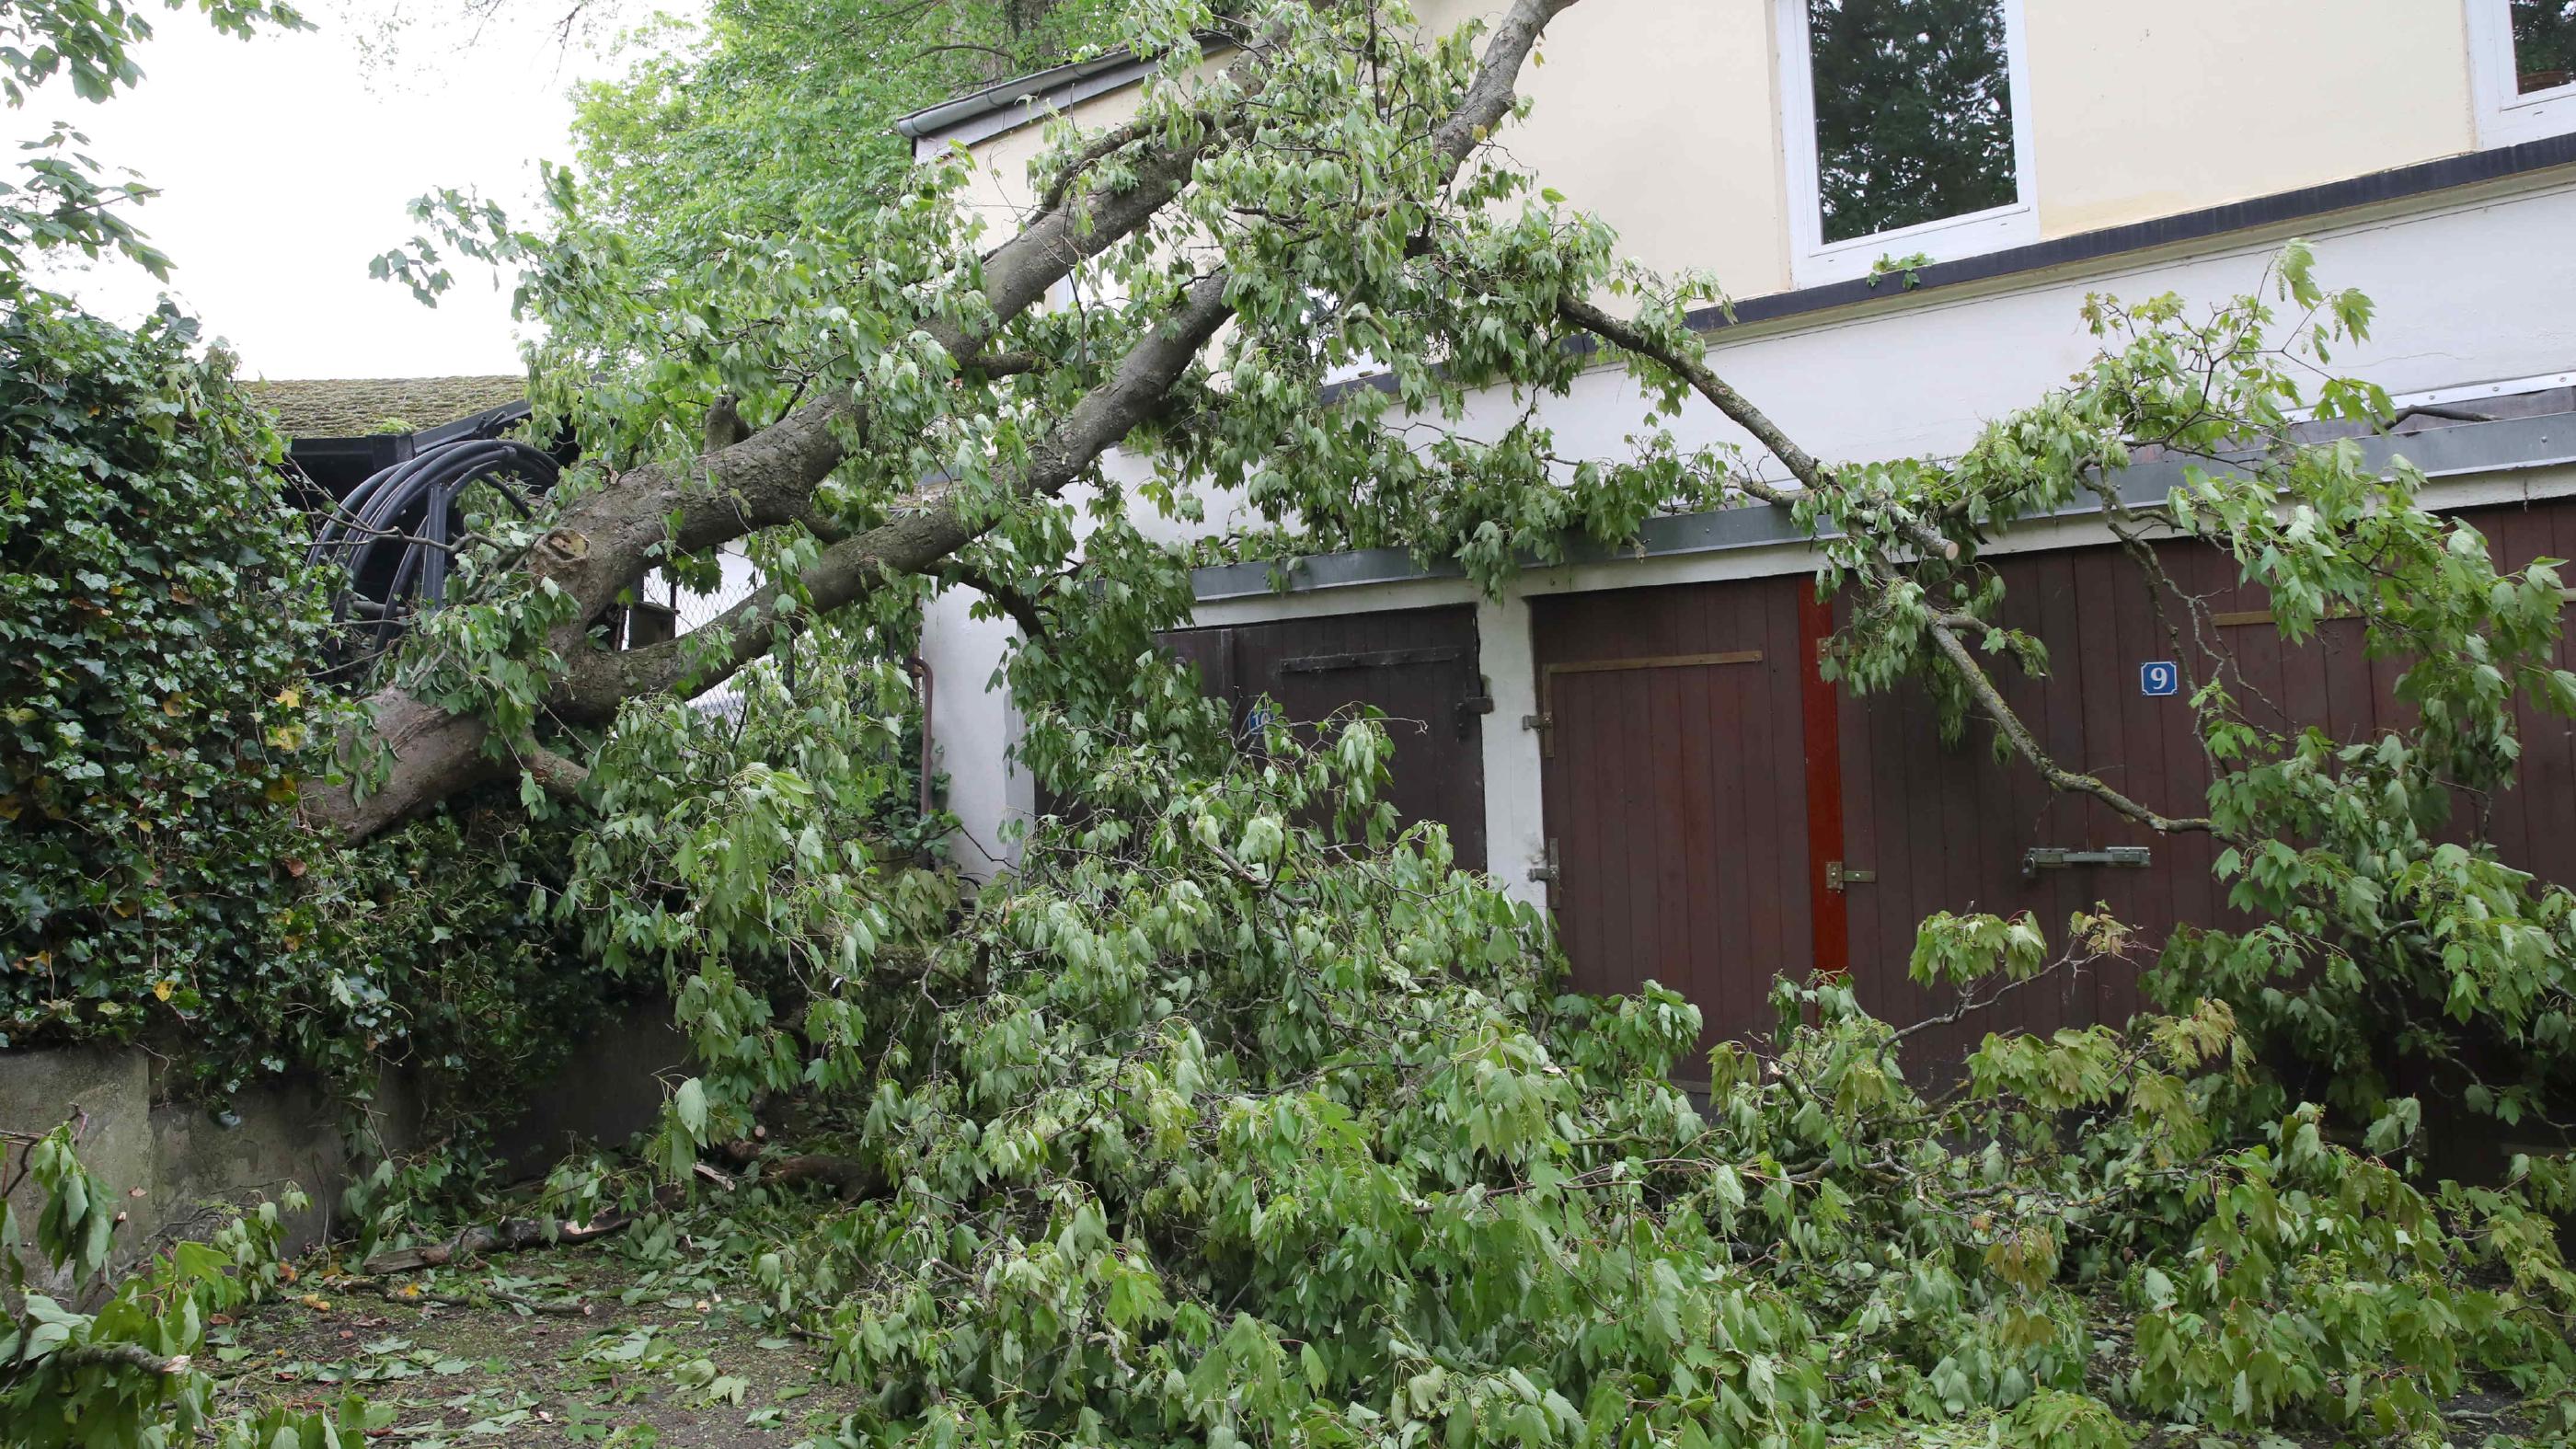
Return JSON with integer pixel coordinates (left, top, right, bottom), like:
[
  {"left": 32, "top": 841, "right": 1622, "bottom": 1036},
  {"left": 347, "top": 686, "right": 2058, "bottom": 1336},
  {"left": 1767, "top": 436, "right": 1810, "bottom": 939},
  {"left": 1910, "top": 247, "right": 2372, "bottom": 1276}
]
[
  {"left": 1528, "top": 839, "right": 1562, "bottom": 906},
  {"left": 2022, "top": 845, "right": 2152, "bottom": 879},
  {"left": 1825, "top": 860, "right": 1875, "bottom": 891}
]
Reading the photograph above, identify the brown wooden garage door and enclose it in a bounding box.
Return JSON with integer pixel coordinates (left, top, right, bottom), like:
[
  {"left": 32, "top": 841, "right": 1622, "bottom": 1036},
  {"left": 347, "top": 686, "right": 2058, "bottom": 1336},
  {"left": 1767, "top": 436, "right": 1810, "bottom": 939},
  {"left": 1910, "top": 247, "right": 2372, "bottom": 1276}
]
[
  {"left": 1529, "top": 578, "right": 1818, "bottom": 1055},
  {"left": 1831, "top": 500, "right": 2576, "bottom": 1064},
  {"left": 1534, "top": 498, "right": 2576, "bottom": 1072},
  {"left": 1162, "top": 604, "right": 1489, "bottom": 871}
]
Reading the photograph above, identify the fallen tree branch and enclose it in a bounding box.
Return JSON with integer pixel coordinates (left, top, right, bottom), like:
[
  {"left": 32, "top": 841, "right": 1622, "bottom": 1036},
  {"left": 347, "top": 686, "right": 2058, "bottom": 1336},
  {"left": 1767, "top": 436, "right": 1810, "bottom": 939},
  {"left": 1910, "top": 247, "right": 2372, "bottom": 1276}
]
[
  {"left": 761, "top": 1154, "right": 886, "bottom": 1202},
  {"left": 52, "top": 1342, "right": 190, "bottom": 1376},
  {"left": 1557, "top": 295, "right": 1960, "bottom": 561},
  {"left": 1918, "top": 610, "right": 2216, "bottom": 836},
  {"left": 333, "top": 1273, "right": 599, "bottom": 1317},
  {"left": 310, "top": 0, "right": 1587, "bottom": 841},
  {"left": 521, "top": 742, "right": 591, "bottom": 803},
  {"left": 359, "top": 1212, "right": 638, "bottom": 1274},
  {"left": 940, "top": 562, "right": 1052, "bottom": 639},
  {"left": 1559, "top": 293, "right": 2220, "bottom": 841},
  {"left": 407, "top": 1286, "right": 596, "bottom": 1317},
  {"left": 357, "top": 1148, "right": 889, "bottom": 1274}
]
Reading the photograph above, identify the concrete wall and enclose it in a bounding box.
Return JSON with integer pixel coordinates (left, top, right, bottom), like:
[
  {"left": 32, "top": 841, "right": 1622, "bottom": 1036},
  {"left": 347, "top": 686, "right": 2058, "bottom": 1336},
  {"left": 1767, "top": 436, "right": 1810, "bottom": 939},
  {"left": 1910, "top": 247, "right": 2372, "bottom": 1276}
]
[
  {"left": 0, "top": 1049, "right": 397, "bottom": 1298},
  {"left": 0, "top": 1009, "right": 683, "bottom": 1299}
]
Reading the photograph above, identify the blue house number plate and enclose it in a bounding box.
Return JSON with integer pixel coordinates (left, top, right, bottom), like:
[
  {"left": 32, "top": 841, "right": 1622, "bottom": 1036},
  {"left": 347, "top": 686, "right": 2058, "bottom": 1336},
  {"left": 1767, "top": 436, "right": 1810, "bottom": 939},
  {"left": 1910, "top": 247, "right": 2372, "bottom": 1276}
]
[{"left": 2140, "top": 661, "right": 2179, "bottom": 696}]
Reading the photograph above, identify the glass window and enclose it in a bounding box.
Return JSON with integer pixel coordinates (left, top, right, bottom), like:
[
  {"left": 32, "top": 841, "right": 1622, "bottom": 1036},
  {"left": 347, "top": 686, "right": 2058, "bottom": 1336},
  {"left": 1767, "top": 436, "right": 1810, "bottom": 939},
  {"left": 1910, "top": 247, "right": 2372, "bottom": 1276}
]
[
  {"left": 2514, "top": 0, "right": 2576, "bottom": 95},
  {"left": 2470, "top": 0, "right": 2576, "bottom": 147},
  {"left": 1804, "top": 0, "right": 2019, "bottom": 244}
]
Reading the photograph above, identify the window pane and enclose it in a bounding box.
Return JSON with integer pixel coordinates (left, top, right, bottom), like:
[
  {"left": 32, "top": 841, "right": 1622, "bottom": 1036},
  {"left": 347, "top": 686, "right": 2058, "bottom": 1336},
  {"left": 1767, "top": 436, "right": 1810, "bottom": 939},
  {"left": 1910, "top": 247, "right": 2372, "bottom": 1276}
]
[
  {"left": 1808, "top": 0, "right": 2018, "bottom": 244},
  {"left": 2514, "top": 1, "right": 2576, "bottom": 96}
]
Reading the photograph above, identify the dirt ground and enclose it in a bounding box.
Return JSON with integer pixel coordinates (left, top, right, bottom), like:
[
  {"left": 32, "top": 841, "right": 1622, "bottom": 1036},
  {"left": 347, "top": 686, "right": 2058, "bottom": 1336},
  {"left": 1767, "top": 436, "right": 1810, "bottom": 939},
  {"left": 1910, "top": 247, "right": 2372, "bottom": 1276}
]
[{"left": 211, "top": 1243, "right": 872, "bottom": 1448}]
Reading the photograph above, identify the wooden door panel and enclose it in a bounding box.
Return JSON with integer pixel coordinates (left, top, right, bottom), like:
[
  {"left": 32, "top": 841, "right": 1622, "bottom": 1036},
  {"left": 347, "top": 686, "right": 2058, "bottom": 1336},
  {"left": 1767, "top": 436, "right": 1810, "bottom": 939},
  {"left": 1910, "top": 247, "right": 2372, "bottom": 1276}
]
[
  {"left": 1533, "top": 579, "right": 1813, "bottom": 1064},
  {"left": 1835, "top": 500, "right": 2576, "bottom": 1068},
  {"left": 1161, "top": 605, "right": 1489, "bottom": 871}
]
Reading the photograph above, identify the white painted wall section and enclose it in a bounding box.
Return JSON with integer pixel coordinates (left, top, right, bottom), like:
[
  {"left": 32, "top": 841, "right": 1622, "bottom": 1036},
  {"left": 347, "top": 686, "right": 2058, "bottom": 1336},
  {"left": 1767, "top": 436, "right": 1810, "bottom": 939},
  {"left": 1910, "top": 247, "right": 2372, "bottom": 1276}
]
[{"left": 922, "top": 587, "right": 1030, "bottom": 879}]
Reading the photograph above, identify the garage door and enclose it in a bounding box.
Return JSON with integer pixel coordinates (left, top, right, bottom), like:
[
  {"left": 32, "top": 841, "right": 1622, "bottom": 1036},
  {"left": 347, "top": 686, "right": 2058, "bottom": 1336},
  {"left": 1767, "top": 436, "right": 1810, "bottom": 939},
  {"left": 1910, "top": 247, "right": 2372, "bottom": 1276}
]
[
  {"left": 1529, "top": 578, "right": 1818, "bottom": 1056},
  {"left": 1532, "top": 498, "right": 2576, "bottom": 1075},
  {"left": 1163, "top": 604, "right": 1489, "bottom": 871}
]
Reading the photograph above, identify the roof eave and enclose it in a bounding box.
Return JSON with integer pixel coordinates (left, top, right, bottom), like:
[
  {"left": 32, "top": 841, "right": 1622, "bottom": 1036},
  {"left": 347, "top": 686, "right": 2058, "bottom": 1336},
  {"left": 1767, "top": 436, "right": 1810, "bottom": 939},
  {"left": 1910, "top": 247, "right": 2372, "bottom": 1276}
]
[
  {"left": 891, "top": 35, "right": 1235, "bottom": 151},
  {"left": 891, "top": 51, "right": 1151, "bottom": 142}
]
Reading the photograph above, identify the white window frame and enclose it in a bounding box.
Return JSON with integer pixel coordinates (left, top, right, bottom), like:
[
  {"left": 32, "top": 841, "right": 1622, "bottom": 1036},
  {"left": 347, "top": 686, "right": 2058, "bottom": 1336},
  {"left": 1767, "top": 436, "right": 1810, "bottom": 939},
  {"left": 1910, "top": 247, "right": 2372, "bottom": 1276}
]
[
  {"left": 1776, "top": 0, "right": 2040, "bottom": 289},
  {"left": 2468, "top": 0, "right": 2576, "bottom": 148}
]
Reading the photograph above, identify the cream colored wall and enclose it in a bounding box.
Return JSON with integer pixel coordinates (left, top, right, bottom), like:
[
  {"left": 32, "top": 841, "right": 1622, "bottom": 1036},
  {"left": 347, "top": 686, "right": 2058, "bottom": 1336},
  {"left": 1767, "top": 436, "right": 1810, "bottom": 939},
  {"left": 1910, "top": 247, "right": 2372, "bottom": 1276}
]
[
  {"left": 947, "top": 4, "right": 1792, "bottom": 297},
  {"left": 942, "top": 84, "right": 1149, "bottom": 246},
  {"left": 1411, "top": 0, "right": 1791, "bottom": 296},
  {"left": 948, "top": 1, "right": 2490, "bottom": 305},
  {"left": 2025, "top": 0, "right": 2477, "bottom": 239}
]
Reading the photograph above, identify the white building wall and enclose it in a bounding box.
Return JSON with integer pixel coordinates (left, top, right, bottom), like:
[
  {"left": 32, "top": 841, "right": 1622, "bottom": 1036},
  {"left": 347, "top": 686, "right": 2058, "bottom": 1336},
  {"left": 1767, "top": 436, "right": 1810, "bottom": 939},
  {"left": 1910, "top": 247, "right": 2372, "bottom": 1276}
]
[
  {"left": 922, "top": 586, "right": 1030, "bottom": 875},
  {"left": 930, "top": 175, "right": 2576, "bottom": 885}
]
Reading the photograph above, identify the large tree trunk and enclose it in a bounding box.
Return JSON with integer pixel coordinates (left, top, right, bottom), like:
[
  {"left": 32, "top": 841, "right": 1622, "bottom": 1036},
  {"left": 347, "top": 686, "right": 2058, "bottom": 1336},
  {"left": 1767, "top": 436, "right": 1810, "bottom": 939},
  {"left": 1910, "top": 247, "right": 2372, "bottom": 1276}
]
[{"left": 305, "top": 0, "right": 1586, "bottom": 844}]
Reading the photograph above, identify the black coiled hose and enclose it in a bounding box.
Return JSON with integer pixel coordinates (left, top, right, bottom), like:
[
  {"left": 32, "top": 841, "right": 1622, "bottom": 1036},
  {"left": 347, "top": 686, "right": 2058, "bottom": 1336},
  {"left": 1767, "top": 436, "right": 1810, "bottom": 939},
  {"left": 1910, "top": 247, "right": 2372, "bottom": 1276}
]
[{"left": 307, "top": 437, "right": 562, "bottom": 680}]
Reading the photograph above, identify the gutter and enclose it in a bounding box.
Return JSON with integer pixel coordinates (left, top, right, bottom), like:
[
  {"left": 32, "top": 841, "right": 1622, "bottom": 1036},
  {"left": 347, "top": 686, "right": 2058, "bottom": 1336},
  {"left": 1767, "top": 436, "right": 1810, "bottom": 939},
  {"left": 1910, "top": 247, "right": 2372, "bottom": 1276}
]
[{"left": 891, "top": 32, "right": 1240, "bottom": 151}]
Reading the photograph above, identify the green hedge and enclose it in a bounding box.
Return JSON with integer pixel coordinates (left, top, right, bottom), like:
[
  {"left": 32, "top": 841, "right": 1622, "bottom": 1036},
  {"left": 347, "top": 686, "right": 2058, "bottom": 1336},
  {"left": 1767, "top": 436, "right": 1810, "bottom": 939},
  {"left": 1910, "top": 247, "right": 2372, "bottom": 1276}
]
[{"left": 0, "top": 297, "right": 339, "bottom": 1075}]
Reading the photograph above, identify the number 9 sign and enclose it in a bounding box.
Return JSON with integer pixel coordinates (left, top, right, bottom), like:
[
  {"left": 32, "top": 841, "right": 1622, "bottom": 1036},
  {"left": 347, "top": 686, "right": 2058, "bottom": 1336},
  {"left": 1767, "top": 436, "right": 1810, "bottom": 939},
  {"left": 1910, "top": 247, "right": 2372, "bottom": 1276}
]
[{"left": 2139, "top": 661, "right": 2179, "bottom": 697}]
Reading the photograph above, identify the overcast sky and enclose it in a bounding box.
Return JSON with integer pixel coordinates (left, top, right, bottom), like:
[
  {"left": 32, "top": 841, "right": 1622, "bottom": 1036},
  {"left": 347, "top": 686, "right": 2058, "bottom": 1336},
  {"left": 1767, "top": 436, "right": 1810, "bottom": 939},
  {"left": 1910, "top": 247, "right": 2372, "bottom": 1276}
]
[{"left": 4, "top": 4, "right": 683, "bottom": 380}]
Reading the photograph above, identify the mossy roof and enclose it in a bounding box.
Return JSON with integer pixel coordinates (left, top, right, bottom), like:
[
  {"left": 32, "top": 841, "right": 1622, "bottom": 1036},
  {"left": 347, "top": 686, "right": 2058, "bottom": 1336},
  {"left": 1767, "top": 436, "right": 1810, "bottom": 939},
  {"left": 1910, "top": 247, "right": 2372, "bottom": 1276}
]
[{"left": 247, "top": 375, "right": 527, "bottom": 439}]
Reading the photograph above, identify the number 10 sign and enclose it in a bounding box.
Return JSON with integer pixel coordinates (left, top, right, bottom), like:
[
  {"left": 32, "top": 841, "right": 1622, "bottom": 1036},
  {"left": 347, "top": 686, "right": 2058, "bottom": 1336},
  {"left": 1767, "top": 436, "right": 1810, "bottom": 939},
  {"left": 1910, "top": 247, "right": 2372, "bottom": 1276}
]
[{"left": 2140, "top": 661, "right": 2179, "bottom": 696}]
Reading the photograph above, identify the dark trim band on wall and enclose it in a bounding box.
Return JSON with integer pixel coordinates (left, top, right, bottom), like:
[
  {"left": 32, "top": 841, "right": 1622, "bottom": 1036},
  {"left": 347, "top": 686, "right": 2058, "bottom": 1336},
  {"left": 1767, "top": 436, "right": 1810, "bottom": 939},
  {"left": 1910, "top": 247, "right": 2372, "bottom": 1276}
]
[
  {"left": 1686, "top": 131, "right": 2576, "bottom": 336},
  {"left": 1321, "top": 131, "right": 2576, "bottom": 405}
]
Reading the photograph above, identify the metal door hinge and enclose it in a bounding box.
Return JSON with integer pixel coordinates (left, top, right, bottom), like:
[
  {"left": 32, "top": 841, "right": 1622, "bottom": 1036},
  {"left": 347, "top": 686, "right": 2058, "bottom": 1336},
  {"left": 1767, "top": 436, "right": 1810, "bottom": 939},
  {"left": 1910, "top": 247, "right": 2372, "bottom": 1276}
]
[
  {"left": 1825, "top": 860, "right": 1875, "bottom": 891},
  {"left": 1455, "top": 694, "right": 1494, "bottom": 739},
  {"left": 2022, "top": 845, "right": 2152, "bottom": 879},
  {"left": 1522, "top": 709, "right": 1556, "bottom": 756}
]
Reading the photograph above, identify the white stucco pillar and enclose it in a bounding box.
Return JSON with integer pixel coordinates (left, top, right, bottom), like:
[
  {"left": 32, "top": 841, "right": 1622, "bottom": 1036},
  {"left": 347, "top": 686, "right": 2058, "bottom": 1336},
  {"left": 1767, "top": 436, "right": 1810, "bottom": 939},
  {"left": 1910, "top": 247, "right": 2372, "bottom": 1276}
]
[
  {"left": 920, "top": 586, "right": 1029, "bottom": 881},
  {"left": 1477, "top": 589, "right": 1549, "bottom": 912}
]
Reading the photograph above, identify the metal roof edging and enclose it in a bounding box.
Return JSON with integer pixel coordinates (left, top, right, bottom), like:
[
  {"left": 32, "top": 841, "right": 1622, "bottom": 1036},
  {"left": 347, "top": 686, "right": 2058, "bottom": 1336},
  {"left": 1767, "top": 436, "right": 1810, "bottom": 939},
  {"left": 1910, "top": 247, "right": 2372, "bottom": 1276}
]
[
  {"left": 898, "top": 56, "right": 1160, "bottom": 153},
  {"left": 1189, "top": 408, "right": 2576, "bottom": 604},
  {"left": 413, "top": 398, "right": 535, "bottom": 449}
]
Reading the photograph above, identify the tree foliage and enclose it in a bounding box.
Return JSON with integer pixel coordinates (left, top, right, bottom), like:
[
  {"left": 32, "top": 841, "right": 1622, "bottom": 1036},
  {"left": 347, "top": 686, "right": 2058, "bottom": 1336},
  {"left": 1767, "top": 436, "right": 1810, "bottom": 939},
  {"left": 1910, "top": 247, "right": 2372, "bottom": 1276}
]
[
  {"left": 2, "top": 1122, "right": 354, "bottom": 1449},
  {"left": 0, "top": 0, "right": 305, "bottom": 289},
  {"left": 0, "top": 0, "right": 643, "bottom": 1117},
  {"left": 380, "top": 0, "right": 1123, "bottom": 465}
]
